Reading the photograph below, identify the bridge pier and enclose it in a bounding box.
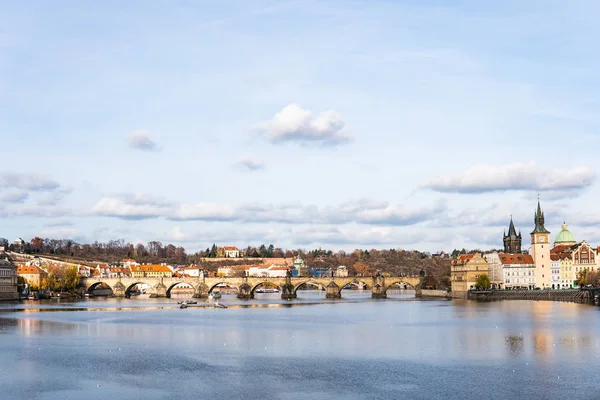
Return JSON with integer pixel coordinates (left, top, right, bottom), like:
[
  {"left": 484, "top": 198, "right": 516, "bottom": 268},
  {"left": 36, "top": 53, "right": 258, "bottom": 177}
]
[
  {"left": 113, "top": 281, "right": 125, "bottom": 297},
  {"left": 281, "top": 282, "right": 296, "bottom": 300},
  {"left": 237, "top": 283, "right": 253, "bottom": 300},
  {"left": 193, "top": 283, "right": 209, "bottom": 299},
  {"left": 371, "top": 275, "right": 387, "bottom": 299},
  {"left": 326, "top": 282, "right": 341, "bottom": 299},
  {"left": 415, "top": 286, "right": 422, "bottom": 298},
  {"left": 149, "top": 279, "right": 167, "bottom": 298},
  {"left": 371, "top": 284, "right": 387, "bottom": 299}
]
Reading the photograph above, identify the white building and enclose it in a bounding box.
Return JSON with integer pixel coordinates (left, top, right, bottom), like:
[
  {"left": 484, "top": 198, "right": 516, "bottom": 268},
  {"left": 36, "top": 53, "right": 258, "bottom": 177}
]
[
  {"left": 500, "top": 253, "right": 536, "bottom": 289},
  {"left": 336, "top": 265, "right": 349, "bottom": 278},
  {"left": 550, "top": 257, "right": 561, "bottom": 289},
  {"left": 483, "top": 252, "right": 504, "bottom": 289},
  {"left": 222, "top": 246, "right": 240, "bottom": 258}
]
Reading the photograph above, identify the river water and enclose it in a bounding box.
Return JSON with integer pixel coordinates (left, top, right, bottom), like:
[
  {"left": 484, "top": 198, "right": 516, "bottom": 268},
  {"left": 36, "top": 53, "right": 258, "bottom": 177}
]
[{"left": 1, "top": 290, "right": 599, "bottom": 400}]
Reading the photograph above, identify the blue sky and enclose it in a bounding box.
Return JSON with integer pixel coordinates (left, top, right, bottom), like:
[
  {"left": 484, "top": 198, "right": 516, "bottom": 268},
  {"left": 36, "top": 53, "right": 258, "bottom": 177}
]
[{"left": 1, "top": 0, "right": 599, "bottom": 252}]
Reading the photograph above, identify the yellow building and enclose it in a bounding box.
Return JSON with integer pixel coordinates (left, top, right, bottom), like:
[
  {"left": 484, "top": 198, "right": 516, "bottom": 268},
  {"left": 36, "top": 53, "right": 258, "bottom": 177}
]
[
  {"left": 451, "top": 253, "right": 489, "bottom": 296},
  {"left": 17, "top": 265, "right": 48, "bottom": 288},
  {"left": 130, "top": 264, "right": 172, "bottom": 278}
]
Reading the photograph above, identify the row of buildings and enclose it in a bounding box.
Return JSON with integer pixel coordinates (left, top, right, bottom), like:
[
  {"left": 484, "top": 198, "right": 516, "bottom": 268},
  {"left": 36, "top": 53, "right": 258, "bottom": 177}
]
[{"left": 451, "top": 201, "right": 600, "bottom": 296}]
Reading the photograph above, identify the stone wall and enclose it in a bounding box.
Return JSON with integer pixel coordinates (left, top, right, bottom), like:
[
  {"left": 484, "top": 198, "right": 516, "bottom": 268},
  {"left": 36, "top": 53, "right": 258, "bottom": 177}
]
[{"left": 467, "top": 289, "right": 590, "bottom": 303}]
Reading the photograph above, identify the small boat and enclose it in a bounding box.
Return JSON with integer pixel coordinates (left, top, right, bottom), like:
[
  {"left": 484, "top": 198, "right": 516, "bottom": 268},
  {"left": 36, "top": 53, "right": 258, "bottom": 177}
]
[
  {"left": 177, "top": 301, "right": 197, "bottom": 305},
  {"left": 256, "top": 288, "right": 280, "bottom": 294}
]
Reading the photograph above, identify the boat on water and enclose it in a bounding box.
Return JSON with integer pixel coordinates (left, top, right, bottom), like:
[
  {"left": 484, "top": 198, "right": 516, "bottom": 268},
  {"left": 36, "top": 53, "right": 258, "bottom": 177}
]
[
  {"left": 255, "top": 288, "right": 280, "bottom": 294},
  {"left": 177, "top": 301, "right": 197, "bottom": 305}
]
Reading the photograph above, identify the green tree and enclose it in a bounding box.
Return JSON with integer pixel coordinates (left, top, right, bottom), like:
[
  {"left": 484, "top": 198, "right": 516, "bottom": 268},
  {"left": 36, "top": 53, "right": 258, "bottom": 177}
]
[
  {"left": 63, "top": 266, "right": 80, "bottom": 292},
  {"left": 475, "top": 274, "right": 491, "bottom": 289},
  {"left": 209, "top": 244, "right": 217, "bottom": 258},
  {"left": 17, "top": 276, "right": 26, "bottom": 294}
]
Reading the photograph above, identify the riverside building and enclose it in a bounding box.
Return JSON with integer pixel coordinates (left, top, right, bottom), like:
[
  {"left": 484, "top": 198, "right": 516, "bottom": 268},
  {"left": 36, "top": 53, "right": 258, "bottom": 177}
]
[{"left": 0, "top": 258, "right": 19, "bottom": 300}]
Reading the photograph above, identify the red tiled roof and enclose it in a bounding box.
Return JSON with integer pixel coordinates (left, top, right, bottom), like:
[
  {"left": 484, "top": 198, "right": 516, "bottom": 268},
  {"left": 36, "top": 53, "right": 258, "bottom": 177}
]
[
  {"left": 551, "top": 245, "right": 572, "bottom": 254},
  {"left": 498, "top": 253, "right": 534, "bottom": 265},
  {"left": 222, "top": 246, "right": 238, "bottom": 251},
  {"left": 17, "top": 265, "right": 45, "bottom": 275},
  {"left": 452, "top": 254, "right": 474, "bottom": 265}
]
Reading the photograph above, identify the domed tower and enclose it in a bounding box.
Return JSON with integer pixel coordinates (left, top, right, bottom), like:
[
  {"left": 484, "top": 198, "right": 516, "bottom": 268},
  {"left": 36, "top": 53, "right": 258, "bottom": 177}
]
[
  {"left": 503, "top": 217, "right": 522, "bottom": 253},
  {"left": 554, "top": 222, "right": 576, "bottom": 247}
]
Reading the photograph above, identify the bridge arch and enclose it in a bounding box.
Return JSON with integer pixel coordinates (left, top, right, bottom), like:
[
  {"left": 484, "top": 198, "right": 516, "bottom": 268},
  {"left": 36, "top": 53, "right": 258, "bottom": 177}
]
[
  {"left": 337, "top": 279, "right": 372, "bottom": 296},
  {"left": 250, "top": 281, "right": 283, "bottom": 296},
  {"left": 384, "top": 280, "right": 416, "bottom": 294},
  {"left": 293, "top": 280, "right": 327, "bottom": 296},
  {"left": 166, "top": 281, "right": 196, "bottom": 298},
  {"left": 208, "top": 281, "right": 239, "bottom": 294},
  {"left": 86, "top": 281, "right": 112, "bottom": 294},
  {"left": 125, "top": 282, "right": 149, "bottom": 295}
]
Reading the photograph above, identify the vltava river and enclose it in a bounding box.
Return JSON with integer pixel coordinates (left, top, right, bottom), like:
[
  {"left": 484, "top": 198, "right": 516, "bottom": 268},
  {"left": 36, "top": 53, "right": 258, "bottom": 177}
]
[{"left": 1, "top": 291, "right": 600, "bottom": 400}]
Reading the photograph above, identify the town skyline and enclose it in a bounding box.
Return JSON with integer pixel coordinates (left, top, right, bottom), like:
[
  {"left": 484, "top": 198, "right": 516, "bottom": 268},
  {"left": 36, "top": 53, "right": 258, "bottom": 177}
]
[{"left": 2, "top": 1, "right": 600, "bottom": 252}]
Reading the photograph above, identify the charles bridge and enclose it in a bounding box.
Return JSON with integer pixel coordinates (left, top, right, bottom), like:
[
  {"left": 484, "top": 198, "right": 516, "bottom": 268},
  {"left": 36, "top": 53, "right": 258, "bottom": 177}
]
[{"left": 82, "top": 273, "right": 425, "bottom": 300}]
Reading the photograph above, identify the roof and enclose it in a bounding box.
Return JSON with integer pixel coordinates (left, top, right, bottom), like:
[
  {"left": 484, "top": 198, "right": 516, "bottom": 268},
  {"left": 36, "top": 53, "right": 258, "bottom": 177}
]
[
  {"left": 554, "top": 222, "right": 576, "bottom": 244},
  {"left": 17, "top": 265, "right": 45, "bottom": 275},
  {"left": 551, "top": 244, "right": 573, "bottom": 254},
  {"left": 452, "top": 254, "right": 474, "bottom": 265},
  {"left": 550, "top": 253, "right": 571, "bottom": 261},
  {"left": 222, "top": 246, "right": 239, "bottom": 251},
  {"left": 131, "top": 264, "right": 172, "bottom": 273},
  {"left": 498, "top": 253, "right": 534, "bottom": 265}
]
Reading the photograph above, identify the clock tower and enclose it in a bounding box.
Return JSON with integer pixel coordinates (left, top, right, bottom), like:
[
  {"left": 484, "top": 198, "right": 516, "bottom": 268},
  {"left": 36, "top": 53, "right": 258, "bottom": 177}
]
[{"left": 530, "top": 200, "right": 551, "bottom": 289}]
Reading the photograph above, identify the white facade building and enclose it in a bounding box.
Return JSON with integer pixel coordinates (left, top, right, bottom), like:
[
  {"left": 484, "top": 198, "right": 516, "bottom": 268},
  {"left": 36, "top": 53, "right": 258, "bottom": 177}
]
[
  {"left": 500, "top": 253, "right": 536, "bottom": 289},
  {"left": 223, "top": 246, "right": 240, "bottom": 258},
  {"left": 483, "top": 252, "right": 504, "bottom": 289}
]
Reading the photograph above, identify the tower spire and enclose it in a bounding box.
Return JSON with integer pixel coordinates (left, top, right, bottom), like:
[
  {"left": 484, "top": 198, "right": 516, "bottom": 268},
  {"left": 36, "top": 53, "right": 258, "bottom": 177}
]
[{"left": 531, "top": 198, "right": 550, "bottom": 234}]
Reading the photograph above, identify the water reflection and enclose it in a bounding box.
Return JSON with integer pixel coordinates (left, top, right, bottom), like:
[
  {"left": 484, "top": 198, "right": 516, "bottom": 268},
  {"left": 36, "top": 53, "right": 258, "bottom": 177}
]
[{"left": 506, "top": 335, "right": 525, "bottom": 356}]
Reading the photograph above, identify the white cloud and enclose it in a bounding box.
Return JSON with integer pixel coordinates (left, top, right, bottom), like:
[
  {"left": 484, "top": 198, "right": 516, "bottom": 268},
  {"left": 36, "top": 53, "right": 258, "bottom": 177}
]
[
  {"left": 252, "top": 104, "right": 351, "bottom": 146},
  {"left": 0, "top": 172, "right": 62, "bottom": 191},
  {"left": 424, "top": 162, "right": 596, "bottom": 193},
  {"left": 92, "top": 194, "right": 174, "bottom": 219},
  {"left": 127, "top": 130, "right": 158, "bottom": 151},
  {"left": 233, "top": 156, "right": 265, "bottom": 171}
]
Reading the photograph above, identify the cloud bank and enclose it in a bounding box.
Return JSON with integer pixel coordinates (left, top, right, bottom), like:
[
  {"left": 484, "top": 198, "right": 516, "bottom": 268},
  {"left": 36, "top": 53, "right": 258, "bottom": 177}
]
[
  {"left": 424, "top": 162, "right": 596, "bottom": 194},
  {"left": 91, "top": 194, "right": 445, "bottom": 226}
]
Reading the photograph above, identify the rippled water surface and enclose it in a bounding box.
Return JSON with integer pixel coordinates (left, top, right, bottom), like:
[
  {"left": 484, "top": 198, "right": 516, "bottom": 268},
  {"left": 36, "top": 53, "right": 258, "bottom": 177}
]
[{"left": 2, "top": 291, "right": 600, "bottom": 400}]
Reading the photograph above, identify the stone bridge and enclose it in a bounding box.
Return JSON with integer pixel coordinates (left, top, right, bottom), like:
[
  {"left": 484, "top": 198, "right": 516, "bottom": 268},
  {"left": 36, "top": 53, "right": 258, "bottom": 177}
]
[{"left": 82, "top": 274, "right": 424, "bottom": 300}]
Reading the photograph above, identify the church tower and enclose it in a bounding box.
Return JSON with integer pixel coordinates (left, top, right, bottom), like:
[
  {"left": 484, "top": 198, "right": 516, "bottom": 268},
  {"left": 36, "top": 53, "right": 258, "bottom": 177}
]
[
  {"left": 530, "top": 200, "right": 551, "bottom": 289},
  {"left": 503, "top": 217, "right": 522, "bottom": 253}
]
